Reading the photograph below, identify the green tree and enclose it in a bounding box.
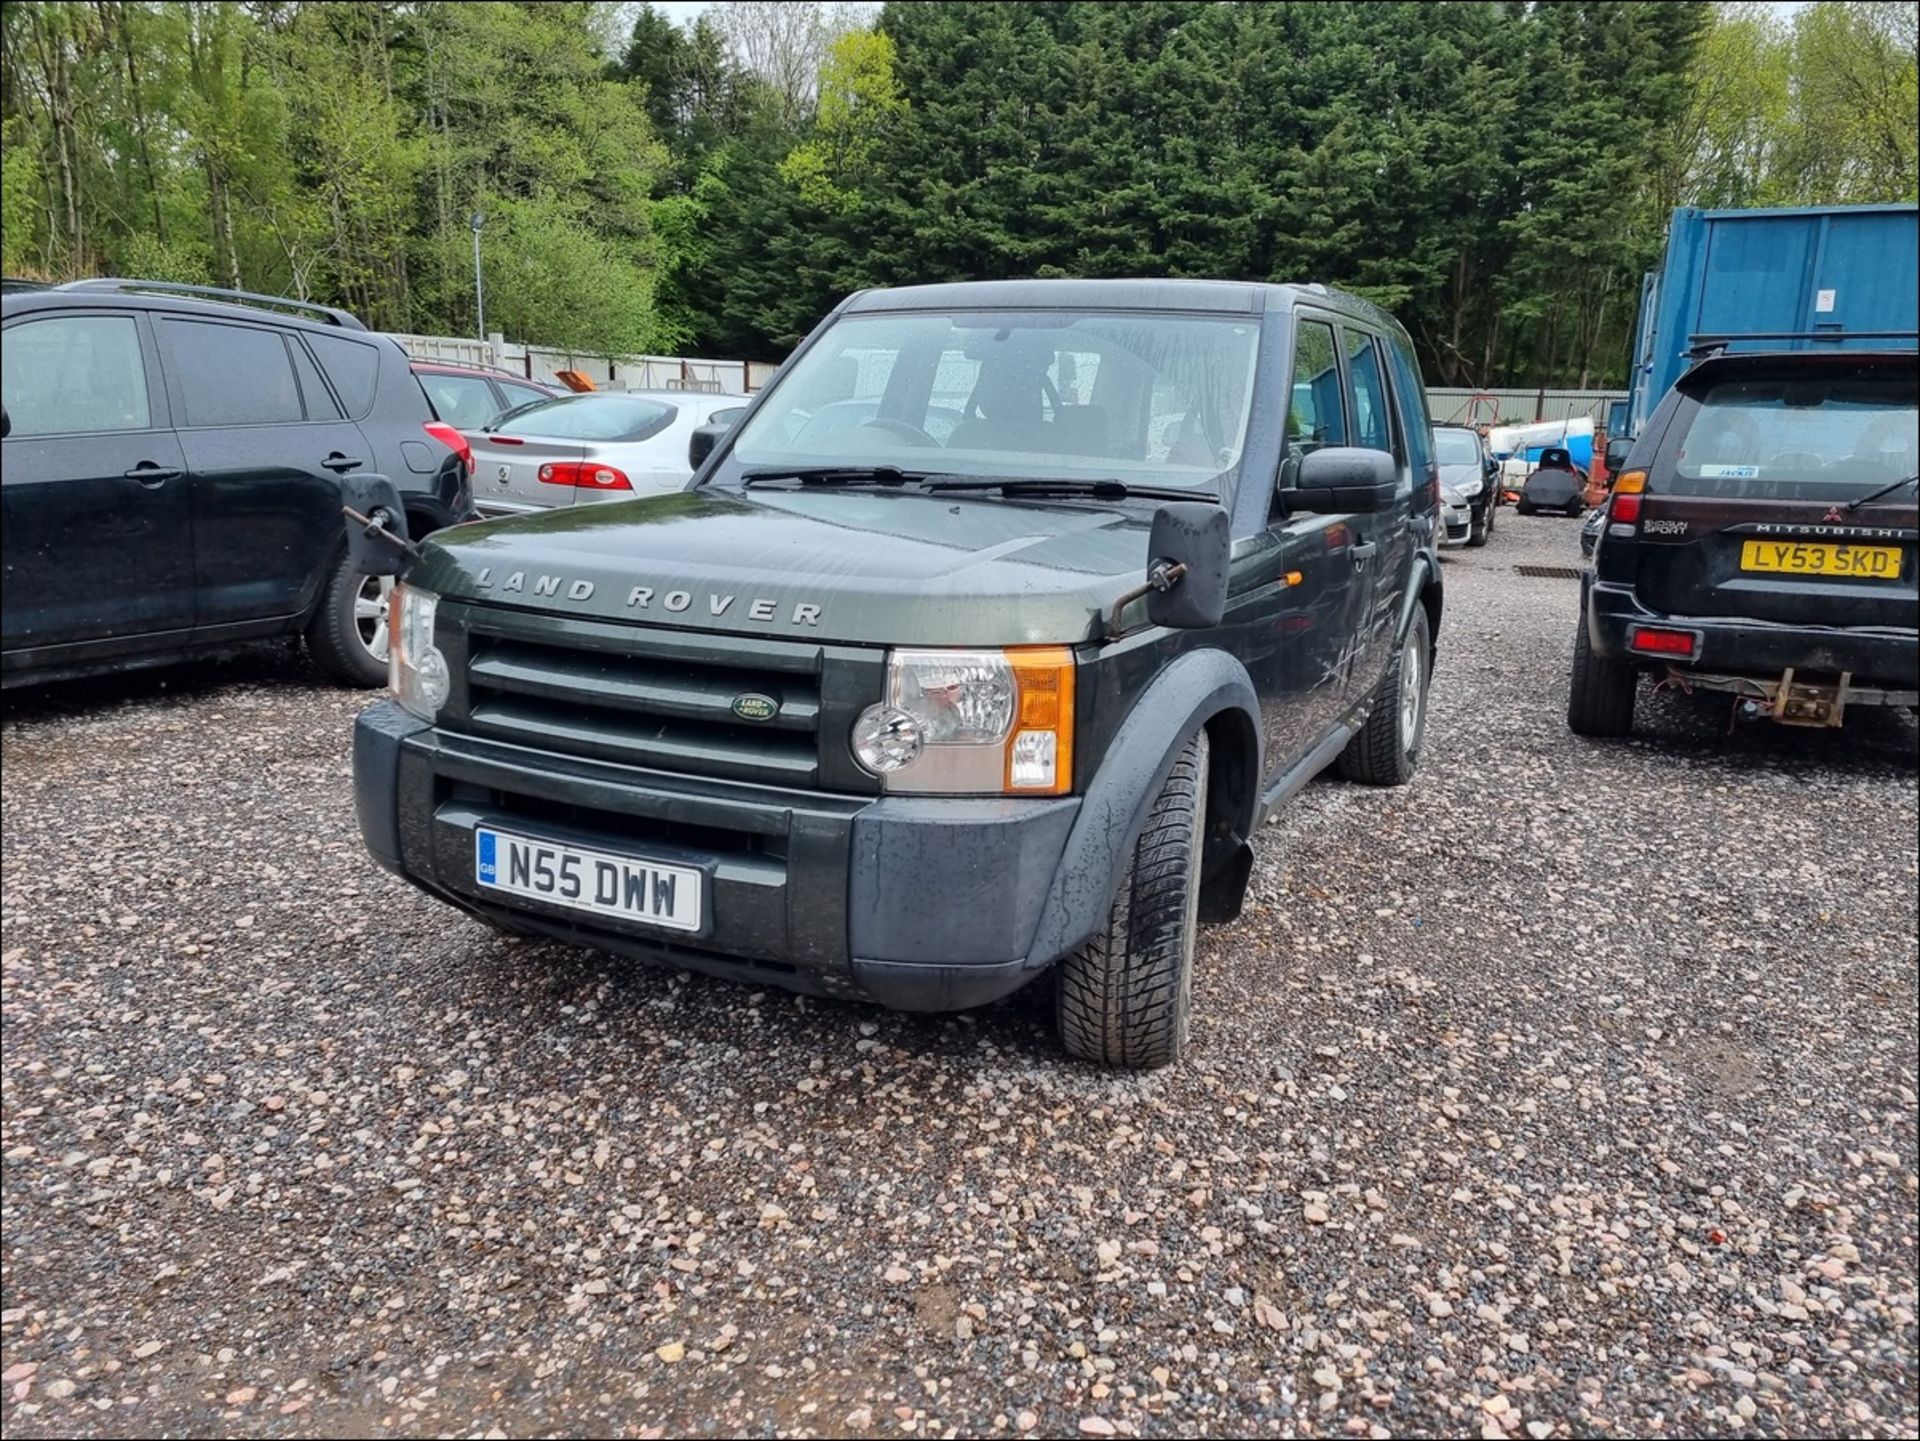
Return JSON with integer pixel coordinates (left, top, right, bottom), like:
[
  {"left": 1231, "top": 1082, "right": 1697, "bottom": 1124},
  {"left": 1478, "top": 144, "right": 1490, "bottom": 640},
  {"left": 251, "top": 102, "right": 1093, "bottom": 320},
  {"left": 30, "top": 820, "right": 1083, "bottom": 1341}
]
[{"left": 778, "top": 29, "right": 906, "bottom": 213}]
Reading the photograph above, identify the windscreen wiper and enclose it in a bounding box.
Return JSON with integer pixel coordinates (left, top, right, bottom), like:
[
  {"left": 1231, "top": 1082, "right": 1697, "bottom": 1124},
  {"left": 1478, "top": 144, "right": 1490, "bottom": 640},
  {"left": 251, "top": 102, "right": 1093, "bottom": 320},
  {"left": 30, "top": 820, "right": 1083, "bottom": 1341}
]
[
  {"left": 921, "top": 477, "right": 1220, "bottom": 504},
  {"left": 740, "top": 465, "right": 926, "bottom": 489},
  {"left": 1846, "top": 473, "right": 1918, "bottom": 511}
]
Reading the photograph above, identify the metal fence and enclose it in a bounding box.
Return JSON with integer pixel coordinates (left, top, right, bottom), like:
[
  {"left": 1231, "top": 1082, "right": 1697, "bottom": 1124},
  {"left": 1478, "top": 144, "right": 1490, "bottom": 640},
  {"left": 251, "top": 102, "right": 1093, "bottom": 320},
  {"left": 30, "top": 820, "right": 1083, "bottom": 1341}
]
[
  {"left": 1427, "top": 387, "right": 1627, "bottom": 428},
  {"left": 393, "top": 332, "right": 780, "bottom": 394},
  {"left": 394, "top": 332, "right": 1626, "bottom": 428}
]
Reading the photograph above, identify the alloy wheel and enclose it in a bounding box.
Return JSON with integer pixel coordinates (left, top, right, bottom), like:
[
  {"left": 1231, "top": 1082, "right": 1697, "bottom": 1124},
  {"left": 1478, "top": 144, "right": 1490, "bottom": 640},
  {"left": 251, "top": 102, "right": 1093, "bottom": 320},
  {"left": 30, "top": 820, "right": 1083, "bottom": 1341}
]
[{"left": 354, "top": 575, "right": 396, "bottom": 663}]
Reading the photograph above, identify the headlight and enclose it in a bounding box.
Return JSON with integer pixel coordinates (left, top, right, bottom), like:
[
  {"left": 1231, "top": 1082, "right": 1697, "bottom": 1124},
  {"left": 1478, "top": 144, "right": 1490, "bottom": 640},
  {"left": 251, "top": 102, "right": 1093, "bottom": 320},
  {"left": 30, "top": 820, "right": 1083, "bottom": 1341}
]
[
  {"left": 852, "top": 647, "right": 1075, "bottom": 795},
  {"left": 389, "top": 583, "right": 449, "bottom": 721},
  {"left": 1456, "top": 477, "right": 1484, "bottom": 497}
]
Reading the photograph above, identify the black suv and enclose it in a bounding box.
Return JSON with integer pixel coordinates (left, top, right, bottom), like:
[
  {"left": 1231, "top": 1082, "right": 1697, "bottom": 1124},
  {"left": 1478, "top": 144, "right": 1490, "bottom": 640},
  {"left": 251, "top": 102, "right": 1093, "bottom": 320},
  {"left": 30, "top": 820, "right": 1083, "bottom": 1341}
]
[
  {"left": 349, "top": 279, "right": 1443, "bottom": 1067},
  {"left": 1570, "top": 347, "right": 1917, "bottom": 733},
  {"left": 1, "top": 280, "right": 474, "bottom": 688}
]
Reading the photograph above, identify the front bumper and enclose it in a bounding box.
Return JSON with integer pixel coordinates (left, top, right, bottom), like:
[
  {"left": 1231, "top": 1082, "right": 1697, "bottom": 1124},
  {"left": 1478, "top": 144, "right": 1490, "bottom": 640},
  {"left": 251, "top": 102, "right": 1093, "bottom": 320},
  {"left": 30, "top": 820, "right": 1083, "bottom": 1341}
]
[
  {"left": 1585, "top": 579, "right": 1920, "bottom": 691},
  {"left": 354, "top": 701, "right": 1079, "bottom": 1010}
]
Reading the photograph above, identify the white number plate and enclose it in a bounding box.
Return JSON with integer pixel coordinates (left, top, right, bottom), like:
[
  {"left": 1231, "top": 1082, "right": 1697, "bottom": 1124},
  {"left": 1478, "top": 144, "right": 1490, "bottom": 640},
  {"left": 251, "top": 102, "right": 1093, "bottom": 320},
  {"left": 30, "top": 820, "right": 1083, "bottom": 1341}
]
[{"left": 474, "top": 828, "right": 703, "bottom": 933}]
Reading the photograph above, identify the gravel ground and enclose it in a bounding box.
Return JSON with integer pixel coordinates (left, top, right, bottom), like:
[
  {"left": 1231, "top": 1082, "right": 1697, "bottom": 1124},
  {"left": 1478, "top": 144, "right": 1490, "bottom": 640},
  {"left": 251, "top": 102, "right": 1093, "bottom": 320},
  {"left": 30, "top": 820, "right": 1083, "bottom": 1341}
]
[{"left": 3, "top": 511, "right": 1916, "bottom": 1440}]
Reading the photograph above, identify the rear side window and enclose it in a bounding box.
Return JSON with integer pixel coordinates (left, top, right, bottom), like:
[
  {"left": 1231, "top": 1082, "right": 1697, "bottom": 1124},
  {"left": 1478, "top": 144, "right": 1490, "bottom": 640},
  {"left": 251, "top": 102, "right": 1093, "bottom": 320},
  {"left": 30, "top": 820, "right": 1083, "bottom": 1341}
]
[
  {"left": 306, "top": 332, "right": 381, "bottom": 418},
  {"left": 287, "top": 340, "right": 342, "bottom": 421},
  {"left": 498, "top": 381, "right": 550, "bottom": 411},
  {"left": 1663, "top": 367, "right": 1918, "bottom": 499},
  {"left": 2, "top": 314, "right": 152, "bottom": 435},
  {"left": 1384, "top": 330, "right": 1435, "bottom": 476},
  {"left": 158, "top": 318, "right": 304, "bottom": 427},
  {"left": 1286, "top": 319, "right": 1347, "bottom": 451},
  {"left": 1342, "top": 329, "right": 1393, "bottom": 453},
  {"left": 419, "top": 372, "right": 500, "bottom": 429}
]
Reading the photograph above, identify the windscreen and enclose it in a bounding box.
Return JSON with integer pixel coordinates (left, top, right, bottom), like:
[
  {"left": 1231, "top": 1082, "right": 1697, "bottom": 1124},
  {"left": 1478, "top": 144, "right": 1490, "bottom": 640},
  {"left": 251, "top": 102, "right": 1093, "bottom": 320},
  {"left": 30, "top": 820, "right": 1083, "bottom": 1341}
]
[
  {"left": 1432, "top": 428, "right": 1481, "bottom": 466},
  {"left": 1665, "top": 365, "right": 1918, "bottom": 500},
  {"left": 726, "top": 309, "right": 1262, "bottom": 491},
  {"left": 494, "top": 394, "right": 674, "bottom": 442}
]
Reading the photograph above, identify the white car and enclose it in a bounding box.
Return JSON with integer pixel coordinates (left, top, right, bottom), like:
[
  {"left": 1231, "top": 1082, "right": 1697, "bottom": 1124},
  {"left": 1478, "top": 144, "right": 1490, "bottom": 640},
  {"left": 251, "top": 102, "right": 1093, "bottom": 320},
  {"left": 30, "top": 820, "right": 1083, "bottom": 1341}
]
[{"left": 468, "top": 390, "right": 749, "bottom": 516}]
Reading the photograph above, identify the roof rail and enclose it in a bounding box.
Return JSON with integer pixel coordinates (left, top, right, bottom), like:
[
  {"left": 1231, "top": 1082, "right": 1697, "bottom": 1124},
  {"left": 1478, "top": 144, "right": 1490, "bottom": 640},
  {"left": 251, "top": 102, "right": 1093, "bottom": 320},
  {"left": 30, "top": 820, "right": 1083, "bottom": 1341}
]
[
  {"left": 1685, "top": 329, "right": 1918, "bottom": 358},
  {"left": 57, "top": 278, "right": 368, "bottom": 330}
]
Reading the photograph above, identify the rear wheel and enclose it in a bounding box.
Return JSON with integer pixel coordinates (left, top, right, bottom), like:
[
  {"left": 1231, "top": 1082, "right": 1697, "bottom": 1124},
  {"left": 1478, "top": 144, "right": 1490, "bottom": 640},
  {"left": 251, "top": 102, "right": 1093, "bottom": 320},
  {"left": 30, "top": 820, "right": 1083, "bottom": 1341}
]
[
  {"left": 1567, "top": 607, "right": 1636, "bottom": 736},
  {"left": 1337, "top": 606, "right": 1431, "bottom": 786},
  {"left": 1565, "top": 496, "right": 1584, "bottom": 518},
  {"left": 1516, "top": 500, "right": 1534, "bottom": 517},
  {"left": 307, "top": 555, "right": 392, "bottom": 687},
  {"left": 1056, "top": 729, "right": 1208, "bottom": 1070}
]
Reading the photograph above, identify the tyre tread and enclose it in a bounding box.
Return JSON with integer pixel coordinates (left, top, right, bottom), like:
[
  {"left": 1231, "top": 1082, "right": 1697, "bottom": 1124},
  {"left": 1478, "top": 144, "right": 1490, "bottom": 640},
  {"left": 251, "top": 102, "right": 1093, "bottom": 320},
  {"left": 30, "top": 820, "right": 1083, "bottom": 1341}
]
[
  {"left": 1336, "top": 608, "right": 1430, "bottom": 787},
  {"left": 1056, "top": 731, "right": 1208, "bottom": 1069},
  {"left": 1566, "top": 611, "right": 1637, "bottom": 737}
]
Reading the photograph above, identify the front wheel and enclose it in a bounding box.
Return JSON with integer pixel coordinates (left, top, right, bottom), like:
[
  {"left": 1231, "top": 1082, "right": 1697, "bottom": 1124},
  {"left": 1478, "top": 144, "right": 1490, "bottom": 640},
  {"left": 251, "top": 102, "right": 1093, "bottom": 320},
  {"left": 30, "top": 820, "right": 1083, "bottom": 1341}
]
[
  {"left": 1056, "top": 729, "right": 1209, "bottom": 1070},
  {"left": 1337, "top": 606, "right": 1431, "bottom": 786},
  {"left": 307, "top": 555, "right": 392, "bottom": 687},
  {"left": 1467, "top": 500, "right": 1492, "bottom": 547}
]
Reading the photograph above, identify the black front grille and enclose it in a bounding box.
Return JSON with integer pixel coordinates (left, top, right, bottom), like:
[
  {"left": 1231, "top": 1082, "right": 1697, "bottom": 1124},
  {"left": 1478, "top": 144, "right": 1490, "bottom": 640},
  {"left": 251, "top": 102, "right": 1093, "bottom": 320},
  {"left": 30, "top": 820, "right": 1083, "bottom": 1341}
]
[{"left": 440, "top": 604, "right": 882, "bottom": 793}]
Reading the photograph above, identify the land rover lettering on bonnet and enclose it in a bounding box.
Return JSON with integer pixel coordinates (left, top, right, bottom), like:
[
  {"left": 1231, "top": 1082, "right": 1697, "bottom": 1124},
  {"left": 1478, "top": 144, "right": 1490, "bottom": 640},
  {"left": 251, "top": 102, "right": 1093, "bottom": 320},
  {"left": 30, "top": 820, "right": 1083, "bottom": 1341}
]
[{"left": 348, "top": 278, "right": 1444, "bottom": 1068}]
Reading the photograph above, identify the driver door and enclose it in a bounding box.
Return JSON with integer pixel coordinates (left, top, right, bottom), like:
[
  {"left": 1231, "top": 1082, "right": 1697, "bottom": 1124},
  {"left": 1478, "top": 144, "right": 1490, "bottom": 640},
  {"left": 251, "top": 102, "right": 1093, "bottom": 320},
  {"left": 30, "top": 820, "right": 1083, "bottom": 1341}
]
[{"left": 1236, "top": 315, "right": 1365, "bottom": 784}]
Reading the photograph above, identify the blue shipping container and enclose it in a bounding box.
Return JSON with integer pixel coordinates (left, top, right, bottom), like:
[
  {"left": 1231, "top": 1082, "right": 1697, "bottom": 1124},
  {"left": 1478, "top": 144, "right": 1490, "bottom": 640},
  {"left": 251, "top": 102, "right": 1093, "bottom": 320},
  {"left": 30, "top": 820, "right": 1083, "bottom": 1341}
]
[{"left": 1624, "top": 202, "right": 1919, "bottom": 436}]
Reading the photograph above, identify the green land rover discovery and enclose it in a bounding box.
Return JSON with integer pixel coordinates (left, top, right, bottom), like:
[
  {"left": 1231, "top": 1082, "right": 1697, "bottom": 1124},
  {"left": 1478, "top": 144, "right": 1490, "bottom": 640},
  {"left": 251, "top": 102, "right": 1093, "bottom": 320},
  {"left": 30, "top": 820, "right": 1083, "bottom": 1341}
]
[{"left": 348, "top": 279, "right": 1444, "bottom": 1067}]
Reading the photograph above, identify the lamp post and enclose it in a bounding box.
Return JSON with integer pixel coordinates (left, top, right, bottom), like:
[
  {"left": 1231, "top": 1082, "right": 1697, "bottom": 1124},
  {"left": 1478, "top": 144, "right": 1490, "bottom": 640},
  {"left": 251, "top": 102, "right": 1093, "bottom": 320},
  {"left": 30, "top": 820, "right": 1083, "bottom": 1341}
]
[{"left": 470, "top": 211, "right": 486, "bottom": 342}]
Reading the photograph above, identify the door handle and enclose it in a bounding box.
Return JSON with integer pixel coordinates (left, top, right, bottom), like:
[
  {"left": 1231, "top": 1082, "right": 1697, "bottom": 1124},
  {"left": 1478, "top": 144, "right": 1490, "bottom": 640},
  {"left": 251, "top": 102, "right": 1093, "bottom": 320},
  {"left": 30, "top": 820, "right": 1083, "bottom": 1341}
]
[
  {"left": 1350, "top": 540, "right": 1378, "bottom": 562},
  {"left": 321, "top": 453, "right": 365, "bottom": 474},
  {"left": 123, "top": 463, "right": 182, "bottom": 486}
]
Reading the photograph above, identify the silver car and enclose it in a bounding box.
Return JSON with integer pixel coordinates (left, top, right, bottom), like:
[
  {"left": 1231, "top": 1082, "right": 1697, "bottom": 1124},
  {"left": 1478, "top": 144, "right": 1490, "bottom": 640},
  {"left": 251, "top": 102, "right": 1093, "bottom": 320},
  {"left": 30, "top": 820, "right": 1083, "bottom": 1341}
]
[
  {"left": 1438, "top": 483, "right": 1473, "bottom": 546},
  {"left": 468, "top": 390, "right": 748, "bottom": 516}
]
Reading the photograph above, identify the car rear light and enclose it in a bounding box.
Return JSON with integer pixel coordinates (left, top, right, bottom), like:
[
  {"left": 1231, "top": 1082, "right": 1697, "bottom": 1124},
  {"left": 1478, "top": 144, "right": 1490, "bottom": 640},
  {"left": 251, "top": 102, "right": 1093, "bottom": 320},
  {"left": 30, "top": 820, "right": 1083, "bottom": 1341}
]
[
  {"left": 422, "top": 421, "right": 474, "bottom": 477},
  {"left": 1610, "top": 468, "right": 1647, "bottom": 523},
  {"left": 1629, "top": 626, "right": 1696, "bottom": 657},
  {"left": 537, "top": 461, "right": 631, "bottom": 490}
]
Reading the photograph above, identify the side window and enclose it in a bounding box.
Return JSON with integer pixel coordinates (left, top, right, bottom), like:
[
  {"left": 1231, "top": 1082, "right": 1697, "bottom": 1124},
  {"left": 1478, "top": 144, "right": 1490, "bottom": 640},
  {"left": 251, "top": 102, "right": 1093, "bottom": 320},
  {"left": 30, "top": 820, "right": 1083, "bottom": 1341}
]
[
  {"left": 1385, "top": 331, "right": 1435, "bottom": 478},
  {"left": 159, "top": 319, "right": 304, "bottom": 427},
  {"left": 498, "top": 381, "right": 549, "bottom": 412},
  {"left": 1343, "top": 329, "right": 1392, "bottom": 453},
  {"left": 421, "top": 373, "right": 500, "bottom": 429},
  {"left": 287, "top": 338, "right": 342, "bottom": 421},
  {"left": 306, "top": 333, "right": 381, "bottom": 418},
  {"left": 1285, "top": 320, "right": 1346, "bottom": 454},
  {"left": 1, "top": 314, "right": 153, "bottom": 435}
]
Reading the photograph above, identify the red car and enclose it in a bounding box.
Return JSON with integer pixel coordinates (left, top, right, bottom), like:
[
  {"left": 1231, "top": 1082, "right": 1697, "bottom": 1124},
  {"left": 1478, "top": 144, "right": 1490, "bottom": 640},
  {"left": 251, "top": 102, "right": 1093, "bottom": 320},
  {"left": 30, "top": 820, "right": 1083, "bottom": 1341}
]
[{"left": 411, "top": 360, "right": 557, "bottom": 433}]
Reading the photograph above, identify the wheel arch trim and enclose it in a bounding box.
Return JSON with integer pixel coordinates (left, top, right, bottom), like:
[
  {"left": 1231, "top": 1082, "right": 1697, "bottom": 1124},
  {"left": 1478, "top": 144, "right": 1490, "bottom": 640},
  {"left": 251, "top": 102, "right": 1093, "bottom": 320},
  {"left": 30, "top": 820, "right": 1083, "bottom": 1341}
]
[{"left": 1027, "top": 648, "right": 1261, "bottom": 964}]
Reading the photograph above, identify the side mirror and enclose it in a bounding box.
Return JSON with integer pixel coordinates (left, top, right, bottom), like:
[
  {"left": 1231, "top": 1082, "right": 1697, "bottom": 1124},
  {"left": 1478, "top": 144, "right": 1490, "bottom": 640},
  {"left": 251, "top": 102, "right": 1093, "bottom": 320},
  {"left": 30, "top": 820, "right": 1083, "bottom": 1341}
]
[
  {"left": 1604, "top": 437, "right": 1633, "bottom": 474},
  {"left": 688, "top": 421, "right": 727, "bottom": 471},
  {"left": 338, "top": 472, "right": 413, "bottom": 577},
  {"left": 1143, "top": 502, "right": 1229, "bottom": 631},
  {"left": 1288, "top": 446, "right": 1397, "bottom": 514}
]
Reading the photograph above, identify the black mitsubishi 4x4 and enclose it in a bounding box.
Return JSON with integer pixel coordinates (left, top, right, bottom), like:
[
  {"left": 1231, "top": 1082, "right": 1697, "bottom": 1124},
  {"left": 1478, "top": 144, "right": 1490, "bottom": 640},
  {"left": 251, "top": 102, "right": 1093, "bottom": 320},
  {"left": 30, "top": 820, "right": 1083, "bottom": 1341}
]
[
  {"left": 1570, "top": 347, "right": 1918, "bottom": 734},
  {"left": 349, "top": 279, "right": 1444, "bottom": 1068}
]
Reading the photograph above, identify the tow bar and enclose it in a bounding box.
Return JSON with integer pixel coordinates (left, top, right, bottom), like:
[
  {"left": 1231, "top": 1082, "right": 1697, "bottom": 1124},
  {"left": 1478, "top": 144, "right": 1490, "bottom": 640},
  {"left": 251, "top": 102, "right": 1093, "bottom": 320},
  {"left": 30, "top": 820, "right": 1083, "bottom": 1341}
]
[{"left": 1677, "top": 665, "right": 1919, "bottom": 727}]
